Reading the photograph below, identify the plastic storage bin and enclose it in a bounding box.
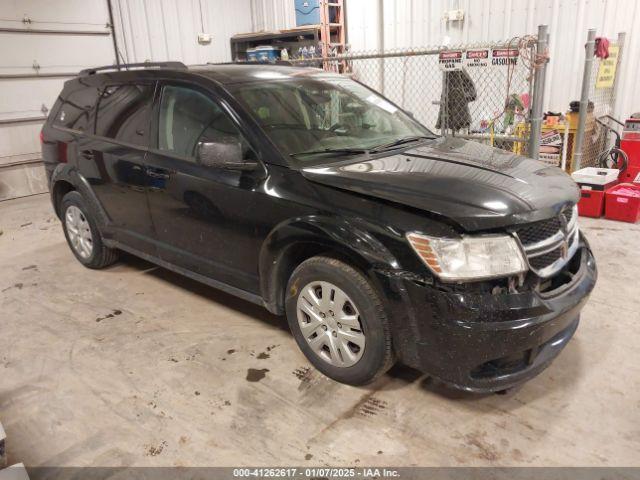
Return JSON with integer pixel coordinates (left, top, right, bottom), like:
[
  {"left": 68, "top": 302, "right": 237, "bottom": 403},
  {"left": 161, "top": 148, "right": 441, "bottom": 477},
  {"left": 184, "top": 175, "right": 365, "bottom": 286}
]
[
  {"left": 604, "top": 183, "right": 640, "bottom": 223},
  {"left": 572, "top": 167, "right": 619, "bottom": 218},
  {"left": 246, "top": 46, "right": 279, "bottom": 63},
  {"left": 577, "top": 189, "right": 608, "bottom": 218},
  {"left": 571, "top": 167, "right": 619, "bottom": 186}
]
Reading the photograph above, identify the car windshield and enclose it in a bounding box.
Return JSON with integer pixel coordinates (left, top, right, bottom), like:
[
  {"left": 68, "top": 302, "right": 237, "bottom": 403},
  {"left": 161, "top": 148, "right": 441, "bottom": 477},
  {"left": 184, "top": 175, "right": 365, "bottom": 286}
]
[{"left": 230, "top": 74, "right": 435, "bottom": 161}]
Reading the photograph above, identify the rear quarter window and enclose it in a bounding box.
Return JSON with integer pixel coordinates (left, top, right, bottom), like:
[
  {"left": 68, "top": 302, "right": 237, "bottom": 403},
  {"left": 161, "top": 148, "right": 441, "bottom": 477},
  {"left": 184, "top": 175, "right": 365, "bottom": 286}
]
[
  {"left": 95, "top": 83, "right": 155, "bottom": 147},
  {"left": 52, "top": 84, "right": 101, "bottom": 132}
]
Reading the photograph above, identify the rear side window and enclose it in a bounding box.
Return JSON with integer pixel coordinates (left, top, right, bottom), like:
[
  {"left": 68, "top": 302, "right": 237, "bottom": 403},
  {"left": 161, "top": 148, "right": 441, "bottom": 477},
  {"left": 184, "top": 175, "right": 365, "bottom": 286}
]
[
  {"left": 52, "top": 84, "right": 100, "bottom": 131},
  {"left": 95, "top": 83, "right": 155, "bottom": 147},
  {"left": 157, "top": 85, "right": 249, "bottom": 159}
]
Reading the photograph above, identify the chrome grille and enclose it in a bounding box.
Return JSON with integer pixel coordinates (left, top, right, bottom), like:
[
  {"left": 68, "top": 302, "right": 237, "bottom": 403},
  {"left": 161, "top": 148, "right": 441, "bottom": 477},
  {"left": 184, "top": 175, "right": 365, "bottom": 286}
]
[
  {"left": 517, "top": 217, "right": 563, "bottom": 246},
  {"left": 528, "top": 247, "right": 563, "bottom": 270},
  {"left": 514, "top": 205, "right": 579, "bottom": 278}
]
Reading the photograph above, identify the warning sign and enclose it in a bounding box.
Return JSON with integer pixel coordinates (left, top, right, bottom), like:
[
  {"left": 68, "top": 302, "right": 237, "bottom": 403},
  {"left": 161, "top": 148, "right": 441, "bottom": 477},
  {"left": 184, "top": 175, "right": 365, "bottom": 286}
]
[
  {"left": 463, "top": 49, "right": 489, "bottom": 68},
  {"left": 595, "top": 45, "right": 619, "bottom": 89},
  {"left": 539, "top": 130, "right": 564, "bottom": 166},
  {"left": 438, "top": 51, "right": 463, "bottom": 71},
  {"left": 491, "top": 48, "right": 519, "bottom": 66}
]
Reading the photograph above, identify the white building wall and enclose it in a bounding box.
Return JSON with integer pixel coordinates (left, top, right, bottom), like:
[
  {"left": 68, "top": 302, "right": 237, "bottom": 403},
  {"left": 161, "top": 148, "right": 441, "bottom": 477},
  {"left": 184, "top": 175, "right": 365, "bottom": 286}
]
[
  {"left": 250, "top": 0, "right": 296, "bottom": 31},
  {"left": 3, "top": 0, "right": 639, "bottom": 201},
  {"left": 246, "top": 0, "right": 640, "bottom": 119},
  {"left": 112, "top": 0, "right": 254, "bottom": 65},
  {"left": 345, "top": 0, "right": 640, "bottom": 120}
]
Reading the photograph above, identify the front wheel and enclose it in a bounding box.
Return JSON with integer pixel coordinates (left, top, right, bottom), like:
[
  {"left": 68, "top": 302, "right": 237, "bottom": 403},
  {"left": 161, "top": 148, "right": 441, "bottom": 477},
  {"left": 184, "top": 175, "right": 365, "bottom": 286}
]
[{"left": 285, "top": 256, "right": 394, "bottom": 385}]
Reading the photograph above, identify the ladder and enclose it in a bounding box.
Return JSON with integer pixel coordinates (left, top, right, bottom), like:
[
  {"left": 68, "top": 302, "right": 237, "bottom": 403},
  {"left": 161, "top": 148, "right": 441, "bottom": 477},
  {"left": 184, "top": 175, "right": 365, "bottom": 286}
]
[{"left": 319, "top": 0, "right": 346, "bottom": 72}]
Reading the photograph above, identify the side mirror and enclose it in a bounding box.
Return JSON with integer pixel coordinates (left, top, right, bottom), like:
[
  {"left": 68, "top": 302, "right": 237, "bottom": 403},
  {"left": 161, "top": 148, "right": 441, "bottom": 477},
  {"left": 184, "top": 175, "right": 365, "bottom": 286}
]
[{"left": 196, "top": 141, "right": 258, "bottom": 171}]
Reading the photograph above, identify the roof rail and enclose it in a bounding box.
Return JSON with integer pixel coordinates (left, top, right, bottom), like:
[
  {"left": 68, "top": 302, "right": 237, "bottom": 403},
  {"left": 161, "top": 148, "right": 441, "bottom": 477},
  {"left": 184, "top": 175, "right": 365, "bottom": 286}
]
[
  {"left": 204, "top": 60, "right": 295, "bottom": 66},
  {"left": 79, "top": 61, "right": 187, "bottom": 76}
]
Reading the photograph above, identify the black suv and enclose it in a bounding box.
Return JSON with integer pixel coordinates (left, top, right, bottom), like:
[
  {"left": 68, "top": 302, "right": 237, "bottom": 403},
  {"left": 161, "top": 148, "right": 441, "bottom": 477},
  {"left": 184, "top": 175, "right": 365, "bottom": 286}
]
[{"left": 41, "top": 62, "right": 596, "bottom": 391}]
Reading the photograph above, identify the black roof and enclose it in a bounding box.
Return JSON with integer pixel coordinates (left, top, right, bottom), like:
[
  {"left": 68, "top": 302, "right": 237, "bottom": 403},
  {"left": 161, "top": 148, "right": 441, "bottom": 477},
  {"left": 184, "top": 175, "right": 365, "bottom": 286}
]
[
  {"left": 76, "top": 62, "right": 332, "bottom": 87},
  {"left": 189, "top": 63, "right": 330, "bottom": 85}
]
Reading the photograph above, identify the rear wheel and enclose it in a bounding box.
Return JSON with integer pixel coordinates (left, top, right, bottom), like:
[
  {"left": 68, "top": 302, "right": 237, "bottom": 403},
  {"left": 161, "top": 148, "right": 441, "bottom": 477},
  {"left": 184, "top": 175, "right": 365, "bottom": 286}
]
[
  {"left": 285, "top": 256, "right": 394, "bottom": 385},
  {"left": 61, "top": 191, "right": 118, "bottom": 269}
]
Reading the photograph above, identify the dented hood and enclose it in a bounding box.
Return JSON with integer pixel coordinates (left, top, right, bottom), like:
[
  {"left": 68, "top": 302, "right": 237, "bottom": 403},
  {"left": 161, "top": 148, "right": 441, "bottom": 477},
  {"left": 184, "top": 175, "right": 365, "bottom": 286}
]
[{"left": 301, "top": 137, "right": 579, "bottom": 231}]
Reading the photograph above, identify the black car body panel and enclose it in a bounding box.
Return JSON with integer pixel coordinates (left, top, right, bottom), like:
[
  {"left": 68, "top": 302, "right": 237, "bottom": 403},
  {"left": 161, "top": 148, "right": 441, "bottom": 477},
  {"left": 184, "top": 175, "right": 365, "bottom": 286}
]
[
  {"left": 301, "top": 136, "right": 581, "bottom": 231},
  {"left": 42, "top": 64, "right": 596, "bottom": 392}
]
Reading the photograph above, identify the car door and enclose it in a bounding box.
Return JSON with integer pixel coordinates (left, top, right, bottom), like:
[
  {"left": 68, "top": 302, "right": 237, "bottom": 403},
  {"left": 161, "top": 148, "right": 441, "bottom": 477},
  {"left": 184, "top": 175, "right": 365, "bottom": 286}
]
[
  {"left": 144, "top": 82, "right": 267, "bottom": 293},
  {"left": 78, "top": 82, "right": 157, "bottom": 253}
]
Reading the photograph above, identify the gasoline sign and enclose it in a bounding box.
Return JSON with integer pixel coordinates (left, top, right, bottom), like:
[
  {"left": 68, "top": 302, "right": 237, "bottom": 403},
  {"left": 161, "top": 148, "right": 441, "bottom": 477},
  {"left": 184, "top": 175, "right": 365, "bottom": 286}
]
[
  {"left": 438, "top": 51, "right": 463, "bottom": 71},
  {"left": 491, "top": 48, "right": 519, "bottom": 66},
  {"left": 463, "top": 49, "right": 489, "bottom": 68}
]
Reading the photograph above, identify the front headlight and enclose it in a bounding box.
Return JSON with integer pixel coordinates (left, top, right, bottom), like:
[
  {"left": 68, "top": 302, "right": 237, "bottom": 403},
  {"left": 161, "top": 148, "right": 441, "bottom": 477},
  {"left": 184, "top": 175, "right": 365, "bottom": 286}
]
[{"left": 406, "top": 232, "right": 528, "bottom": 282}]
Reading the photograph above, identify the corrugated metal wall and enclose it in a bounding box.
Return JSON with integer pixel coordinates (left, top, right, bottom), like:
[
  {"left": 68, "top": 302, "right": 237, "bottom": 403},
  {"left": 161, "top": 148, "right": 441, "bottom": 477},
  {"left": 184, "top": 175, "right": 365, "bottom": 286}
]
[
  {"left": 250, "top": 0, "right": 296, "bottom": 32},
  {"left": 3, "top": 0, "right": 638, "bottom": 201},
  {"left": 252, "top": 0, "right": 640, "bottom": 120},
  {"left": 0, "top": 0, "right": 114, "bottom": 201},
  {"left": 112, "top": 0, "right": 254, "bottom": 64}
]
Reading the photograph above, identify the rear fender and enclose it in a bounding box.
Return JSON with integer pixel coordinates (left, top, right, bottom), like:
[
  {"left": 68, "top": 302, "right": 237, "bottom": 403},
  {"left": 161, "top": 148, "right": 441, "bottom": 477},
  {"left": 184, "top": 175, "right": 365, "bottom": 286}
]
[{"left": 50, "top": 163, "right": 110, "bottom": 227}]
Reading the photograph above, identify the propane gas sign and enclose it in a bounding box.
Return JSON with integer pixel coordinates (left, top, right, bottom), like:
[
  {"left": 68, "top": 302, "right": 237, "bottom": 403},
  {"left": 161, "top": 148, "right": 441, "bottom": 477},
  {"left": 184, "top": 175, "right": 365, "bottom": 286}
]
[
  {"left": 438, "top": 51, "right": 463, "bottom": 71},
  {"left": 491, "top": 48, "right": 519, "bottom": 66},
  {"left": 463, "top": 49, "right": 489, "bottom": 68}
]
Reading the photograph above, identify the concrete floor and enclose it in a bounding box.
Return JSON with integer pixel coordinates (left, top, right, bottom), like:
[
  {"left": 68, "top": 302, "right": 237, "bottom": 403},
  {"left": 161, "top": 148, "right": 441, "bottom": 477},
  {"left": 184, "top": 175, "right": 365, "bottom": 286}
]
[{"left": 1, "top": 193, "right": 639, "bottom": 467}]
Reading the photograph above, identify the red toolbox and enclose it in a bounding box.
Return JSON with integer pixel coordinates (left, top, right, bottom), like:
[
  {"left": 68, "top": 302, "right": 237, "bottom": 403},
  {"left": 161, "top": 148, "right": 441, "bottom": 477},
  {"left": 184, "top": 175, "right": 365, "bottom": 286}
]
[
  {"left": 604, "top": 183, "right": 640, "bottom": 223},
  {"left": 571, "top": 168, "right": 619, "bottom": 218}
]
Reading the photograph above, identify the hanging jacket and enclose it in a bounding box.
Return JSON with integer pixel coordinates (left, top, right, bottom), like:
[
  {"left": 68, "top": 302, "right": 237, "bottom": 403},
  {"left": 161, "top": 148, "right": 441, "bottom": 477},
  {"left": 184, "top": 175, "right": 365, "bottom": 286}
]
[{"left": 436, "top": 69, "right": 477, "bottom": 132}]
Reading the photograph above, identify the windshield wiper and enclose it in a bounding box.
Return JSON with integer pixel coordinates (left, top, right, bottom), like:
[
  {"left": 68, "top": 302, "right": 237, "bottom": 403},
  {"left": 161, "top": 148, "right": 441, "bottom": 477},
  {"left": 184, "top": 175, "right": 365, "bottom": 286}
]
[
  {"left": 370, "top": 135, "right": 436, "bottom": 153},
  {"left": 290, "top": 147, "right": 369, "bottom": 158}
]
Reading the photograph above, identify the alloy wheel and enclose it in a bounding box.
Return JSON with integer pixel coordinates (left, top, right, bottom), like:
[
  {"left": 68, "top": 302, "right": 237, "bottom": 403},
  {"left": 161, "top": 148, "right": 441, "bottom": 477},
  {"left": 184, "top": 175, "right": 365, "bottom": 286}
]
[
  {"left": 296, "top": 281, "right": 366, "bottom": 367},
  {"left": 65, "top": 205, "right": 93, "bottom": 259}
]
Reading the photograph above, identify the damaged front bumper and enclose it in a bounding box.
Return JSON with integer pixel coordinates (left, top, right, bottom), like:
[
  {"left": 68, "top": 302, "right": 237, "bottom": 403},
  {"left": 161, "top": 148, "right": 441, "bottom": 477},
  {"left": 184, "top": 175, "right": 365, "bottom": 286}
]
[{"left": 378, "top": 241, "right": 597, "bottom": 392}]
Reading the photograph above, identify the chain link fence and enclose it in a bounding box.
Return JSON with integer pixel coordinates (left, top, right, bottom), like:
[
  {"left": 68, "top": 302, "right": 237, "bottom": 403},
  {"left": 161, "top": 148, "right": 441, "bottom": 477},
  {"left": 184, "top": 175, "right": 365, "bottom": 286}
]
[
  {"left": 574, "top": 32, "right": 625, "bottom": 171},
  {"left": 292, "top": 32, "right": 547, "bottom": 157}
]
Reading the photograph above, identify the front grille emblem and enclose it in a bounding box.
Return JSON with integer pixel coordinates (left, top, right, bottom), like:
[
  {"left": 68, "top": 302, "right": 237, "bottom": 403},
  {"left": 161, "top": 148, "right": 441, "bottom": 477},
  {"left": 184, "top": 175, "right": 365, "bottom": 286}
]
[
  {"left": 558, "top": 212, "right": 570, "bottom": 259},
  {"left": 514, "top": 207, "right": 577, "bottom": 277}
]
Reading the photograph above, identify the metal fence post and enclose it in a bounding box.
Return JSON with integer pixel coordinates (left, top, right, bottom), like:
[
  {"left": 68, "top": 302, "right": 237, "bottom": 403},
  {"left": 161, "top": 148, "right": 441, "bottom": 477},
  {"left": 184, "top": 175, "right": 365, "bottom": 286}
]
[
  {"left": 528, "top": 24, "right": 549, "bottom": 160},
  {"left": 377, "top": 0, "right": 385, "bottom": 94},
  {"left": 611, "top": 31, "right": 626, "bottom": 119},
  {"left": 573, "top": 28, "right": 597, "bottom": 171}
]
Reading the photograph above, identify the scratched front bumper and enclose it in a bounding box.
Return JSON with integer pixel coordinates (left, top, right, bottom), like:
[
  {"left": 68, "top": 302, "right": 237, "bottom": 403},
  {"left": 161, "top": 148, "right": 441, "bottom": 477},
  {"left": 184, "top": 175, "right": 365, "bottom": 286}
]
[{"left": 379, "top": 243, "right": 597, "bottom": 392}]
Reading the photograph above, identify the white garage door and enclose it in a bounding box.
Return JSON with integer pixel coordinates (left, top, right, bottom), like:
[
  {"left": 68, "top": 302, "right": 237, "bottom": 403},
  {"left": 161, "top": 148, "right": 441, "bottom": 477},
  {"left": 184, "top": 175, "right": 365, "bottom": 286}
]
[{"left": 0, "top": 0, "right": 115, "bottom": 201}]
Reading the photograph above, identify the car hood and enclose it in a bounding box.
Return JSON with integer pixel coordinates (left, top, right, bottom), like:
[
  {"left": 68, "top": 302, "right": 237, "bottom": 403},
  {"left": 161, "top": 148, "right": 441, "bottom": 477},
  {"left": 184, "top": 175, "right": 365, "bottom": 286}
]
[{"left": 301, "top": 136, "right": 580, "bottom": 231}]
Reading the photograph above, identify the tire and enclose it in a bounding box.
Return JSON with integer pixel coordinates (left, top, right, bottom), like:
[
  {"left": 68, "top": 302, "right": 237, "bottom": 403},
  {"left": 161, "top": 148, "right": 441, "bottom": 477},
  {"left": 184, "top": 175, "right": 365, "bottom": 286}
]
[
  {"left": 285, "top": 256, "right": 394, "bottom": 385},
  {"left": 60, "top": 191, "right": 119, "bottom": 269}
]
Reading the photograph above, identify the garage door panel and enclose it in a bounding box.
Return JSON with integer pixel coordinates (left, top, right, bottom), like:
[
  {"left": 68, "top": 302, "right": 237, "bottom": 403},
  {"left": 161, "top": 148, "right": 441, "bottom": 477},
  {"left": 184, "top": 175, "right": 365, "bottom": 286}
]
[
  {"left": 0, "top": 33, "right": 113, "bottom": 75},
  {"left": 0, "top": 162, "right": 47, "bottom": 201},
  {"left": 0, "top": 123, "right": 43, "bottom": 165},
  {"left": 0, "top": 78, "right": 67, "bottom": 119},
  {"left": 0, "top": 1, "right": 114, "bottom": 200},
  {"left": 0, "top": 0, "right": 109, "bottom": 29}
]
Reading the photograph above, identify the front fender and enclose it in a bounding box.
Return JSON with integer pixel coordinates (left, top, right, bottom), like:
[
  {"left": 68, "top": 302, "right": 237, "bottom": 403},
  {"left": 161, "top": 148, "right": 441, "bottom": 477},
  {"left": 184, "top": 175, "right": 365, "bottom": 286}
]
[{"left": 259, "top": 214, "right": 400, "bottom": 314}]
